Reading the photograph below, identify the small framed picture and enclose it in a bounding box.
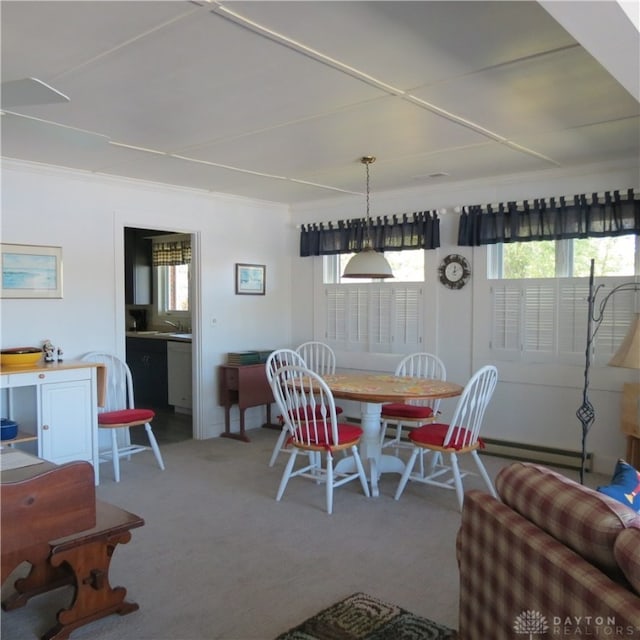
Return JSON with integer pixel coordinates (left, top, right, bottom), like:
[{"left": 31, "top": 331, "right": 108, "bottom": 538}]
[
  {"left": 1, "top": 243, "right": 63, "bottom": 299},
  {"left": 235, "top": 263, "right": 265, "bottom": 295}
]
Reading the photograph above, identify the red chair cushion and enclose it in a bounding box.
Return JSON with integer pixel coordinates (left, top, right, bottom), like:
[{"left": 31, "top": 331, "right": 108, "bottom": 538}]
[
  {"left": 98, "top": 408, "right": 155, "bottom": 426},
  {"left": 289, "top": 422, "right": 362, "bottom": 449},
  {"left": 381, "top": 403, "right": 434, "bottom": 420},
  {"left": 408, "top": 422, "right": 484, "bottom": 450}
]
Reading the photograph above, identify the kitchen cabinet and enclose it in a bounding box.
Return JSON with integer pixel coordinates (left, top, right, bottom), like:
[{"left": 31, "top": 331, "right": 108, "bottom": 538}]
[
  {"left": 126, "top": 337, "right": 168, "bottom": 408},
  {"left": 124, "top": 227, "right": 152, "bottom": 305},
  {"left": 0, "top": 362, "right": 102, "bottom": 475},
  {"left": 167, "top": 341, "right": 192, "bottom": 411}
]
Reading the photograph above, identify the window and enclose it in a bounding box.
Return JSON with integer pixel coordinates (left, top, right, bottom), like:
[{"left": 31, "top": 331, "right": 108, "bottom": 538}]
[
  {"left": 157, "top": 263, "right": 190, "bottom": 313},
  {"left": 321, "top": 283, "right": 424, "bottom": 353},
  {"left": 489, "top": 277, "right": 636, "bottom": 364},
  {"left": 320, "top": 250, "right": 425, "bottom": 353},
  {"left": 489, "top": 236, "right": 638, "bottom": 279},
  {"left": 323, "top": 249, "right": 424, "bottom": 283},
  {"left": 152, "top": 233, "right": 191, "bottom": 319},
  {"left": 485, "top": 234, "right": 639, "bottom": 365}
]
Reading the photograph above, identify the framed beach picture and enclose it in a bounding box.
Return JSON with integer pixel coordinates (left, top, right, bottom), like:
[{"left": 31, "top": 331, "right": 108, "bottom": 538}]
[
  {"left": 1, "top": 243, "right": 63, "bottom": 298},
  {"left": 235, "top": 263, "right": 265, "bottom": 295}
]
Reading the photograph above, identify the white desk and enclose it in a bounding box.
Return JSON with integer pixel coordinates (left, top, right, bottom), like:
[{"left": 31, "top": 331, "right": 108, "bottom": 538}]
[{"left": 0, "top": 361, "right": 106, "bottom": 482}]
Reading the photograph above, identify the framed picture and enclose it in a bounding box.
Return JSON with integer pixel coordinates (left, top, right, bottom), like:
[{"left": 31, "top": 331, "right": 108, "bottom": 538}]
[
  {"left": 235, "top": 263, "right": 265, "bottom": 295},
  {"left": 1, "top": 243, "right": 63, "bottom": 299}
]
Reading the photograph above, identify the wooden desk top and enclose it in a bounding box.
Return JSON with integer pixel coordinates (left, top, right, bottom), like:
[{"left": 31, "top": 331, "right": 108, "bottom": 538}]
[
  {"left": 323, "top": 373, "right": 463, "bottom": 403},
  {"left": 0, "top": 359, "right": 101, "bottom": 375},
  {"left": 0, "top": 360, "right": 107, "bottom": 407}
]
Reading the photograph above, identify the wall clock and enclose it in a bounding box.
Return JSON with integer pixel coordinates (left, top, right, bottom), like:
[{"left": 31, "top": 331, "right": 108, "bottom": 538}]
[{"left": 438, "top": 254, "right": 471, "bottom": 289}]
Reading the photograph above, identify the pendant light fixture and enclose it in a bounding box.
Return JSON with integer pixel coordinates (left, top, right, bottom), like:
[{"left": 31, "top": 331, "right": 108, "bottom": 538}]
[{"left": 342, "top": 156, "right": 394, "bottom": 279}]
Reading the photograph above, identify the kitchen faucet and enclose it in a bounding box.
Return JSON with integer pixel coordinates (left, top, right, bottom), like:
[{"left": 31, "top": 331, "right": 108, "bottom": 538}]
[{"left": 164, "top": 320, "right": 182, "bottom": 331}]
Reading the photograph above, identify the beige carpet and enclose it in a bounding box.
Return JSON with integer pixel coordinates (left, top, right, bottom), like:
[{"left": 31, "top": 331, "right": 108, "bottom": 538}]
[{"left": 1, "top": 428, "right": 604, "bottom": 640}]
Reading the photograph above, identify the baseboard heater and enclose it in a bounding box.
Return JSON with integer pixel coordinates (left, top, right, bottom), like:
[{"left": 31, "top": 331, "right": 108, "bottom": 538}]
[
  {"left": 481, "top": 438, "right": 592, "bottom": 473},
  {"left": 347, "top": 416, "right": 592, "bottom": 473}
]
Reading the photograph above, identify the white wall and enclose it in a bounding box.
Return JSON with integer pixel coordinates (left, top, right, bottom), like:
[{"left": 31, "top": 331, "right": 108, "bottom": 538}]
[
  {"left": 3, "top": 157, "right": 638, "bottom": 473},
  {"left": 290, "top": 159, "right": 640, "bottom": 474},
  {"left": 1, "top": 159, "right": 294, "bottom": 439}
]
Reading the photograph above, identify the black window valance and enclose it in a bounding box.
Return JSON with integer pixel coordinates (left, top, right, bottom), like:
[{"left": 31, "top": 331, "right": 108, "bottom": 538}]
[
  {"left": 300, "top": 211, "right": 440, "bottom": 257},
  {"left": 458, "top": 189, "right": 639, "bottom": 246}
]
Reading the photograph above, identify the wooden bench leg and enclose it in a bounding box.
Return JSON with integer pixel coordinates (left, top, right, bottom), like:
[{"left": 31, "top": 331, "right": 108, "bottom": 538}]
[
  {"left": 41, "top": 531, "right": 138, "bottom": 640},
  {"left": 2, "top": 557, "right": 73, "bottom": 611}
]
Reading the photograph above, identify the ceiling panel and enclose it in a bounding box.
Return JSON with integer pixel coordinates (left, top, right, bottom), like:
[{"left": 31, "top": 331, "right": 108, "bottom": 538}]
[
  {"left": 413, "top": 47, "right": 640, "bottom": 137},
  {"left": 184, "top": 96, "right": 494, "bottom": 176},
  {"left": 0, "top": 1, "right": 196, "bottom": 80},
  {"left": 229, "top": 1, "right": 577, "bottom": 88},
  {"left": 10, "top": 8, "right": 386, "bottom": 150},
  {"left": 510, "top": 117, "right": 640, "bottom": 167},
  {"left": 94, "top": 151, "right": 351, "bottom": 203},
  {"left": 1, "top": 1, "right": 638, "bottom": 205},
  {"left": 302, "top": 143, "right": 556, "bottom": 194},
  {"left": 1, "top": 113, "right": 111, "bottom": 168}
]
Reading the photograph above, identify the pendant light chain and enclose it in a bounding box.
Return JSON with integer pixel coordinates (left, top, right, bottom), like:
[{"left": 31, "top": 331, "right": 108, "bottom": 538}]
[
  {"left": 366, "top": 159, "right": 370, "bottom": 220},
  {"left": 363, "top": 155, "right": 374, "bottom": 248},
  {"left": 365, "top": 159, "right": 371, "bottom": 247},
  {"left": 342, "top": 154, "right": 393, "bottom": 279}
]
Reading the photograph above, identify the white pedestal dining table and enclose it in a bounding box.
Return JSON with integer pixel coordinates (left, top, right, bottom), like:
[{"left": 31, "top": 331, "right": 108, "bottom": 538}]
[{"left": 322, "top": 372, "right": 463, "bottom": 497}]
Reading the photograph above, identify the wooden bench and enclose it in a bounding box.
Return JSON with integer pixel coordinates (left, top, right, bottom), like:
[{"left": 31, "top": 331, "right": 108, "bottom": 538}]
[{"left": 1, "top": 457, "right": 144, "bottom": 640}]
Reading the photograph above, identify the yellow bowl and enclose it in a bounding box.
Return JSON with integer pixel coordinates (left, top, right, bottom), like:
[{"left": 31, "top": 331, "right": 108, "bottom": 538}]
[{"left": 0, "top": 348, "right": 43, "bottom": 367}]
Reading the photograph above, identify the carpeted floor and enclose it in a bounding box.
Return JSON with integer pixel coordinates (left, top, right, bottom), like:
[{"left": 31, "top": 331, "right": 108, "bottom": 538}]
[{"left": 275, "top": 592, "right": 457, "bottom": 640}]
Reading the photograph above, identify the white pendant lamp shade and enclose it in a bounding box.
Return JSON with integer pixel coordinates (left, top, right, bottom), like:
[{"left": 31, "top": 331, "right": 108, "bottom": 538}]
[
  {"left": 342, "top": 156, "right": 394, "bottom": 280},
  {"left": 342, "top": 246, "right": 394, "bottom": 278}
]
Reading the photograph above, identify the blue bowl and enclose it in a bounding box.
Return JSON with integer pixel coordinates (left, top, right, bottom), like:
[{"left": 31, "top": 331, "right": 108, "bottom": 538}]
[{"left": 1, "top": 418, "right": 18, "bottom": 440}]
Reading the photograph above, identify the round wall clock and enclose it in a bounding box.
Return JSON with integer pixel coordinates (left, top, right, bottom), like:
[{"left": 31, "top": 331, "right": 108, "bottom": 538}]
[{"left": 438, "top": 254, "right": 471, "bottom": 289}]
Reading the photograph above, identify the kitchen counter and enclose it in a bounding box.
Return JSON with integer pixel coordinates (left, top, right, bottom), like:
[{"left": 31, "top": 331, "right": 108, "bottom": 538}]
[{"left": 126, "top": 331, "right": 191, "bottom": 342}]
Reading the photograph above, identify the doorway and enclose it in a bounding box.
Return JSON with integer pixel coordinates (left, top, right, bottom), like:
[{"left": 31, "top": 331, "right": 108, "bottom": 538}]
[{"left": 124, "top": 226, "right": 194, "bottom": 446}]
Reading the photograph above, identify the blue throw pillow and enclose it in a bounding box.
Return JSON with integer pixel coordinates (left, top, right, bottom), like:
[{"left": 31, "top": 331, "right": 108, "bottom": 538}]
[{"left": 597, "top": 459, "right": 640, "bottom": 512}]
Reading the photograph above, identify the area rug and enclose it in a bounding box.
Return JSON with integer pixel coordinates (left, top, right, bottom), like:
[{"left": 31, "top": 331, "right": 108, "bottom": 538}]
[{"left": 275, "top": 592, "right": 457, "bottom": 640}]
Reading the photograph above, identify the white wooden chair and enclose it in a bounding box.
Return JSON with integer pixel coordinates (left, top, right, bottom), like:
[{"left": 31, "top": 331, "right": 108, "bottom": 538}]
[
  {"left": 294, "top": 341, "right": 346, "bottom": 458},
  {"left": 265, "top": 348, "right": 307, "bottom": 467},
  {"left": 394, "top": 365, "right": 498, "bottom": 510},
  {"left": 380, "top": 352, "right": 447, "bottom": 456},
  {"left": 82, "top": 351, "right": 165, "bottom": 482},
  {"left": 269, "top": 364, "right": 370, "bottom": 514},
  {"left": 295, "top": 341, "right": 337, "bottom": 376}
]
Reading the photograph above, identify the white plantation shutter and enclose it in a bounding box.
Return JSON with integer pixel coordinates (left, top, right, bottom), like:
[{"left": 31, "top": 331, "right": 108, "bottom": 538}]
[
  {"left": 489, "top": 277, "right": 638, "bottom": 363},
  {"left": 322, "top": 284, "right": 422, "bottom": 353},
  {"left": 491, "top": 284, "right": 521, "bottom": 358},
  {"left": 369, "top": 288, "right": 393, "bottom": 350},
  {"left": 351, "top": 288, "right": 370, "bottom": 346},
  {"left": 523, "top": 284, "right": 555, "bottom": 357},
  {"left": 593, "top": 285, "right": 637, "bottom": 358},
  {"left": 394, "top": 286, "right": 422, "bottom": 351},
  {"left": 325, "top": 288, "right": 347, "bottom": 347},
  {"left": 558, "top": 282, "right": 589, "bottom": 356}
]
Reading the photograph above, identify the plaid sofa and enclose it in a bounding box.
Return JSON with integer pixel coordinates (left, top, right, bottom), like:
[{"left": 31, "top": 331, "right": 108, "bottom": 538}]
[{"left": 456, "top": 462, "right": 640, "bottom": 640}]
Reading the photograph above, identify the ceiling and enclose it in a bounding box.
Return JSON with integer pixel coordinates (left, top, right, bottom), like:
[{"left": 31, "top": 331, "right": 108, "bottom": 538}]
[{"left": 1, "top": 1, "right": 639, "bottom": 206}]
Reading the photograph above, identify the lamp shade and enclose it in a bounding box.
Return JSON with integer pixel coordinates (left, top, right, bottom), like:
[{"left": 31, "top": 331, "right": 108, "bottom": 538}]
[
  {"left": 609, "top": 313, "right": 640, "bottom": 369},
  {"left": 342, "top": 247, "right": 394, "bottom": 279}
]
